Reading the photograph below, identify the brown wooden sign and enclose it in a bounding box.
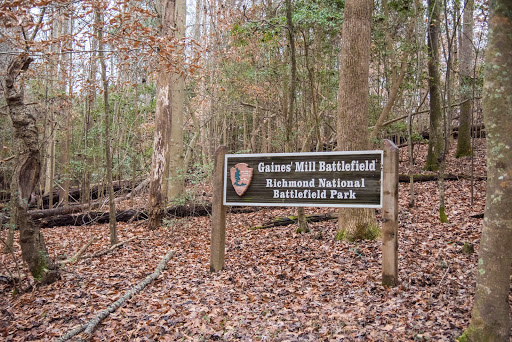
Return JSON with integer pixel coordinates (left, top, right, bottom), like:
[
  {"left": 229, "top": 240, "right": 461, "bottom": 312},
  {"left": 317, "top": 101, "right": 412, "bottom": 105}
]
[{"left": 223, "top": 151, "right": 383, "bottom": 208}]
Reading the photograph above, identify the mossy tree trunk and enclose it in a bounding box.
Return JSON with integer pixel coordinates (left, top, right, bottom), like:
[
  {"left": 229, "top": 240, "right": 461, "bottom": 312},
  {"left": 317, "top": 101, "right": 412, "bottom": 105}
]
[
  {"left": 336, "top": 0, "right": 377, "bottom": 241},
  {"left": 4, "top": 53, "right": 58, "bottom": 283},
  {"left": 461, "top": 1, "right": 512, "bottom": 340},
  {"left": 425, "top": 0, "right": 443, "bottom": 171}
]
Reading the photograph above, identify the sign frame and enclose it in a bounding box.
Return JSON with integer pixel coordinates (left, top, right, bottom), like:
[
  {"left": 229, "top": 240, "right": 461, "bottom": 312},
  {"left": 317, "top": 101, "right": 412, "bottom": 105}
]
[
  {"left": 223, "top": 150, "right": 384, "bottom": 208},
  {"left": 211, "top": 141, "right": 399, "bottom": 287}
]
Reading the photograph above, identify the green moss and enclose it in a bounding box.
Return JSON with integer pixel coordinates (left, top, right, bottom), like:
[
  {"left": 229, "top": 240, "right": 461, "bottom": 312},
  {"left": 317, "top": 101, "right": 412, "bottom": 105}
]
[
  {"left": 461, "top": 242, "right": 475, "bottom": 255},
  {"left": 33, "top": 265, "right": 49, "bottom": 282},
  {"left": 335, "top": 224, "right": 381, "bottom": 242},
  {"left": 455, "top": 148, "right": 472, "bottom": 158},
  {"left": 363, "top": 224, "right": 381, "bottom": 240},
  {"left": 32, "top": 251, "right": 51, "bottom": 282},
  {"left": 457, "top": 332, "right": 469, "bottom": 342},
  {"left": 295, "top": 224, "right": 309, "bottom": 234},
  {"left": 424, "top": 162, "right": 439, "bottom": 172},
  {"left": 440, "top": 207, "right": 449, "bottom": 223},
  {"left": 335, "top": 229, "right": 347, "bottom": 241}
]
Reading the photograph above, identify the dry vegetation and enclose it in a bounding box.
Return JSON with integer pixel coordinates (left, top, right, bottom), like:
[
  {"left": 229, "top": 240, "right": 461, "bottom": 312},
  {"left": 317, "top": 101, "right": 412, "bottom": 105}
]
[{"left": 2, "top": 139, "right": 510, "bottom": 341}]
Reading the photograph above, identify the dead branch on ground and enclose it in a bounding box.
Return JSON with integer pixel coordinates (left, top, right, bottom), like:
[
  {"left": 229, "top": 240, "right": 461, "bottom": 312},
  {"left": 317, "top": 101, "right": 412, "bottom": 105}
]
[
  {"left": 57, "top": 249, "right": 176, "bottom": 341},
  {"left": 58, "top": 235, "right": 99, "bottom": 266},
  {"left": 82, "top": 237, "right": 137, "bottom": 259}
]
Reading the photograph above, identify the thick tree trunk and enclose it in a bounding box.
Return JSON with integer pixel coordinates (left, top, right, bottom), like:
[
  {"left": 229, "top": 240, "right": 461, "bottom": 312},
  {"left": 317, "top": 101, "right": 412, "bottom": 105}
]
[
  {"left": 462, "top": 2, "right": 512, "bottom": 340},
  {"left": 148, "top": 0, "right": 177, "bottom": 229},
  {"left": 166, "top": 0, "right": 186, "bottom": 202},
  {"left": 4, "top": 53, "right": 58, "bottom": 283},
  {"left": 336, "top": 0, "right": 377, "bottom": 241}
]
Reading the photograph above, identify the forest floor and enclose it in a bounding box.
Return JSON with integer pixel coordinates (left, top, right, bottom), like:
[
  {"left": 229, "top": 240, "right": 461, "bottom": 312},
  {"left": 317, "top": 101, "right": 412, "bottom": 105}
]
[{"left": 1, "top": 138, "right": 510, "bottom": 341}]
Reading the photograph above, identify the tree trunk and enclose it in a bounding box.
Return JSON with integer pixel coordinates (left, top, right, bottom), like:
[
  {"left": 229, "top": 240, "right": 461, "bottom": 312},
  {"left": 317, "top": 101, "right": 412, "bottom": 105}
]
[
  {"left": 285, "top": 0, "right": 296, "bottom": 153},
  {"left": 284, "top": 0, "right": 307, "bottom": 233},
  {"left": 462, "top": 2, "right": 512, "bottom": 340},
  {"left": 59, "top": 9, "right": 73, "bottom": 207},
  {"left": 4, "top": 53, "right": 58, "bottom": 283},
  {"left": 82, "top": 16, "right": 98, "bottom": 207},
  {"left": 148, "top": 0, "right": 177, "bottom": 229},
  {"left": 369, "top": 13, "right": 415, "bottom": 142},
  {"left": 438, "top": 0, "right": 456, "bottom": 224},
  {"left": 456, "top": 0, "right": 474, "bottom": 158},
  {"left": 336, "top": 0, "right": 377, "bottom": 241},
  {"left": 425, "top": 0, "right": 443, "bottom": 171},
  {"left": 3, "top": 139, "right": 19, "bottom": 254},
  {"left": 166, "top": 0, "right": 186, "bottom": 202},
  {"left": 96, "top": 8, "right": 118, "bottom": 245}
]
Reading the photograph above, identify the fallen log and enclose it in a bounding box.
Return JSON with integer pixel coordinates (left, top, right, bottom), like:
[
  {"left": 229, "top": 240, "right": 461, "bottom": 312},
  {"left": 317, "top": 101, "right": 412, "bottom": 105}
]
[
  {"left": 29, "top": 203, "right": 92, "bottom": 220},
  {"left": 16, "top": 178, "right": 147, "bottom": 209},
  {"left": 37, "top": 209, "right": 149, "bottom": 228},
  {"left": 28, "top": 180, "right": 149, "bottom": 220},
  {"left": 57, "top": 249, "right": 176, "bottom": 342},
  {"left": 36, "top": 204, "right": 261, "bottom": 228},
  {"left": 250, "top": 212, "right": 338, "bottom": 230},
  {"left": 398, "top": 174, "right": 486, "bottom": 183}
]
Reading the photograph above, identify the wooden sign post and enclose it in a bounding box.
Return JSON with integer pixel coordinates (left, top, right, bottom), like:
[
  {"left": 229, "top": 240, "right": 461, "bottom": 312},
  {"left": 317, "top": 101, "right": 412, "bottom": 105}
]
[
  {"left": 210, "top": 146, "right": 227, "bottom": 272},
  {"left": 210, "top": 141, "right": 399, "bottom": 286},
  {"left": 382, "top": 140, "right": 399, "bottom": 286}
]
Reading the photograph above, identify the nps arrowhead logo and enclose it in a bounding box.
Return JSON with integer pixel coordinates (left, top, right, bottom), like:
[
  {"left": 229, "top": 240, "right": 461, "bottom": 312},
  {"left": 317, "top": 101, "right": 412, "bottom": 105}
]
[{"left": 230, "top": 163, "right": 253, "bottom": 196}]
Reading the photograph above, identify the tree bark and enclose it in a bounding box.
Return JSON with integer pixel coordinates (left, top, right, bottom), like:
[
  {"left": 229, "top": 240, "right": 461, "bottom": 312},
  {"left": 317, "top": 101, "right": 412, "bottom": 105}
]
[
  {"left": 4, "top": 53, "right": 58, "bottom": 283},
  {"left": 369, "top": 17, "right": 415, "bottom": 141},
  {"left": 166, "top": 0, "right": 186, "bottom": 202},
  {"left": 425, "top": 0, "right": 444, "bottom": 171},
  {"left": 336, "top": 0, "right": 377, "bottom": 241},
  {"left": 96, "top": 8, "right": 118, "bottom": 245},
  {"left": 462, "top": 2, "right": 512, "bottom": 340},
  {"left": 82, "top": 12, "right": 99, "bottom": 207},
  {"left": 285, "top": 0, "right": 297, "bottom": 153},
  {"left": 148, "top": 0, "right": 177, "bottom": 229},
  {"left": 456, "top": 0, "right": 474, "bottom": 158}
]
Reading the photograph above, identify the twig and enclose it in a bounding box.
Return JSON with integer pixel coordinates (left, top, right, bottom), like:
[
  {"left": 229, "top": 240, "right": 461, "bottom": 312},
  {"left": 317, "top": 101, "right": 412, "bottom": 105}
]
[
  {"left": 1, "top": 156, "right": 15, "bottom": 163},
  {"left": 1, "top": 236, "right": 25, "bottom": 291},
  {"left": 57, "top": 249, "right": 176, "bottom": 341},
  {"left": 437, "top": 265, "right": 450, "bottom": 289},
  {"left": 83, "top": 237, "right": 137, "bottom": 259},
  {"left": 58, "top": 235, "right": 98, "bottom": 266}
]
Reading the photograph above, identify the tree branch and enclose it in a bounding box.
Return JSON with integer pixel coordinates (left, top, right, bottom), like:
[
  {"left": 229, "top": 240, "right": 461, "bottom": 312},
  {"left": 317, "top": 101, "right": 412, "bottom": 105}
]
[{"left": 57, "top": 249, "right": 176, "bottom": 341}]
